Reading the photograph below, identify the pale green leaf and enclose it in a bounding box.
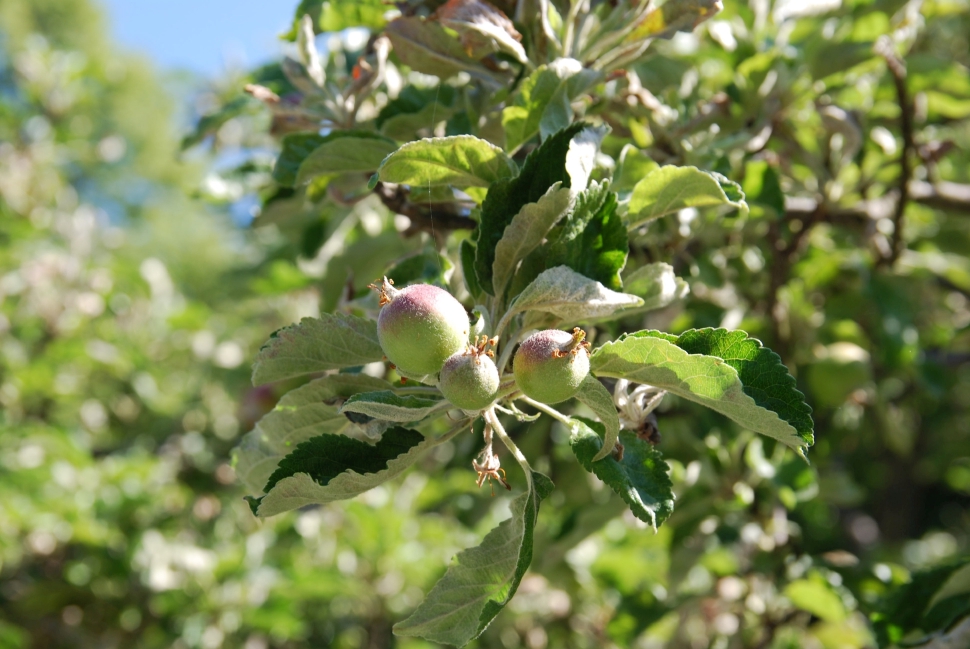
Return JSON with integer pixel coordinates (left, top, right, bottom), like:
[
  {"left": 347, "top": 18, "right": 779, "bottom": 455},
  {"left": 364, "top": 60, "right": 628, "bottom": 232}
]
[
  {"left": 656, "top": 329, "right": 813, "bottom": 447},
  {"left": 295, "top": 134, "right": 397, "bottom": 185},
  {"left": 574, "top": 376, "right": 621, "bottom": 461},
  {"left": 506, "top": 266, "right": 642, "bottom": 324},
  {"left": 622, "top": 0, "right": 722, "bottom": 44},
  {"left": 252, "top": 314, "right": 384, "bottom": 385},
  {"left": 628, "top": 165, "right": 748, "bottom": 227},
  {"left": 249, "top": 427, "right": 428, "bottom": 517},
  {"left": 340, "top": 390, "right": 449, "bottom": 422},
  {"left": 492, "top": 183, "right": 574, "bottom": 300},
  {"left": 565, "top": 124, "right": 608, "bottom": 190},
  {"left": 784, "top": 578, "right": 847, "bottom": 623},
  {"left": 394, "top": 472, "right": 554, "bottom": 646},
  {"left": 502, "top": 59, "right": 601, "bottom": 153},
  {"left": 273, "top": 132, "right": 327, "bottom": 187},
  {"left": 569, "top": 418, "right": 674, "bottom": 529},
  {"left": 590, "top": 332, "right": 811, "bottom": 453},
  {"left": 378, "top": 135, "right": 517, "bottom": 189},
  {"left": 233, "top": 374, "right": 392, "bottom": 493},
  {"left": 613, "top": 144, "right": 659, "bottom": 193},
  {"left": 622, "top": 262, "right": 690, "bottom": 312}
]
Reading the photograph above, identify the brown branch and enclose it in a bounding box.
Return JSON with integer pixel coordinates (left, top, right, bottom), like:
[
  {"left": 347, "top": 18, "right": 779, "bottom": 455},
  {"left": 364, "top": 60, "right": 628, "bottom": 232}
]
[
  {"left": 875, "top": 36, "right": 914, "bottom": 267},
  {"left": 784, "top": 180, "right": 970, "bottom": 223},
  {"left": 372, "top": 182, "right": 476, "bottom": 243}
]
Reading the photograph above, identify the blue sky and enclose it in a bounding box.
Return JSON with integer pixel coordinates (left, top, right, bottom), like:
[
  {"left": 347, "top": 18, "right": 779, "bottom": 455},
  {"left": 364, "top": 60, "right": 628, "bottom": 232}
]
[{"left": 102, "top": 0, "right": 294, "bottom": 75}]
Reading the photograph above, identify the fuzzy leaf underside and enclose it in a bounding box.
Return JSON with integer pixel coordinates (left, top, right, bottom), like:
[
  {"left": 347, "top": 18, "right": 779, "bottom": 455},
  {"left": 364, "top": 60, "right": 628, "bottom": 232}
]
[
  {"left": 574, "top": 376, "right": 621, "bottom": 461},
  {"left": 377, "top": 135, "right": 517, "bottom": 189},
  {"left": 647, "top": 329, "right": 814, "bottom": 446},
  {"left": 621, "top": 262, "right": 690, "bottom": 313},
  {"left": 233, "top": 374, "right": 392, "bottom": 493},
  {"left": 508, "top": 266, "right": 642, "bottom": 323},
  {"left": 475, "top": 123, "right": 587, "bottom": 294},
  {"left": 248, "top": 426, "right": 427, "bottom": 517},
  {"left": 251, "top": 314, "right": 383, "bottom": 385},
  {"left": 491, "top": 183, "right": 574, "bottom": 300},
  {"left": 393, "top": 472, "right": 554, "bottom": 646},
  {"left": 569, "top": 418, "right": 674, "bottom": 529},
  {"left": 340, "top": 390, "right": 448, "bottom": 422},
  {"left": 628, "top": 165, "right": 748, "bottom": 227},
  {"left": 590, "top": 331, "right": 812, "bottom": 454}
]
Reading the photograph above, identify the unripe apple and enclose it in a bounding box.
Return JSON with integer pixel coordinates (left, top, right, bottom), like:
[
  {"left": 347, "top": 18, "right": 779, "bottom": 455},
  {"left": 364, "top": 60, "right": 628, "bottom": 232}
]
[
  {"left": 438, "top": 338, "right": 500, "bottom": 411},
  {"left": 513, "top": 328, "right": 591, "bottom": 404},
  {"left": 373, "top": 277, "right": 470, "bottom": 376}
]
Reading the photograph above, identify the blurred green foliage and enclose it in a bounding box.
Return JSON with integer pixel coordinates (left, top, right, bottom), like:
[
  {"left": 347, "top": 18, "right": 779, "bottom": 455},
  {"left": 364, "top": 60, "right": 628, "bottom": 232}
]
[{"left": 2, "top": 0, "right": 969, "bottom": 647}]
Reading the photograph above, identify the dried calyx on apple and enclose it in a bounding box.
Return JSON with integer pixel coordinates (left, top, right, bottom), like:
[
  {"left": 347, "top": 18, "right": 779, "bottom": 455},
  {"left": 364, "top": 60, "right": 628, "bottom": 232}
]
[
  {"left": 513, "top": 327, "right": 591, "bottom": 404},
  {"left": 371, "top": 277, "right": 470, "bottom": 377},
  {"left": 438, "top": 336, "right": 500, "bottom": 411}
]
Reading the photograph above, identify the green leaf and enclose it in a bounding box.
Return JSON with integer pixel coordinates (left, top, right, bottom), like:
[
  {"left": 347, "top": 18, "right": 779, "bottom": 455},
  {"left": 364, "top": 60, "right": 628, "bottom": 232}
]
[
  {"left": 491, "top": 183, "right": 574, "bottom": 300},
  {"left": 377, "top": 135, "right": 517, "bottom": 189},
  {"left": 340, "top": 390, "right": 448, "bottom": 422},
  {"left": 285, "top": 0, "right": 388, "bottom": 38},
  {"left": 386, "top": 17, "right": 501, "bottom": 86},
  {"left": 542, "top": 181, "right": 629, "bottom": 290},
  {"left": 590, "top": 330, "right": 813, "bottom": 454},
  {"left": 377, "top": 85, "right": 457, "bottom": 129},
  {"left": 233, "top": 374, "right": 392, "bottom": 493},
  {"left": 252, "top": 314, "right": 384, "bottom": 385},
  {"left": 621, "top": 262, "right": 690, "bottom": 313},
  {"left": 502, "top": 59, "right": 602, "bottom": 153},
  {"left": 295, "top": 133, "right": 397, "bottom": 185},
  {"left": 393, "top": 472, "right": 554, "bottom": 646},
  {"left": 506, "top": 266, "right": 642, "bottom": 324},
  {"left": 569, "top": 418, "right": 674, "bottom": 529},
  {"left": 248, "top": 426, "right": 427, "bottom": 517},
  {"left": 461, "top": 239, "right": 484, "bottom": 300},
  {"left": 475, "top": 122, "right": 587, "bottom": 295},
  {"left": 628, "top": 166, "right": 748, "bottom": 227},
  {"left": 622, "top": 0, "right": 722, "bottom": 43},
  {"left": 613, "top": 144, "right": 659, "bottom": 193},
  {"left": 385, "top": 250, "right": 453, "bottom": 287},
  {"left": 435, "top": 0, "right": 528, "bottom": 64},
  {"left": 744, "top": 160, "right": 785, "bottom": 216},
  {"left": 660, "top": 328, "right": 814, "bottom": 448},
  {"left": 182, "top": 96, "right": 257, "bottom": 150},
  {"left": 574, "top": 376, "right": 620, "bottom": 461},
  {"left": 273, "top": 132, "right": 326, "bottom": 187},
  {"left": 565, "top": 124, "right": 608, "bottom": 190},
  {"left": 873, "top": 558, "right": 970, "bottom": 646},
  {"left": 784, "top": 578, "right": 847, "bottom": 623}
]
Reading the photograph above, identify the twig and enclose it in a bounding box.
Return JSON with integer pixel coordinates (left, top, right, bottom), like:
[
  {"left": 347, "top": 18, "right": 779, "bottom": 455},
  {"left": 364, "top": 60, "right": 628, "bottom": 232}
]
[
  {"left": 875, "top": 36, "right": 914, "bottom": 267},
  {"left": 484, "top": 408, "right": 533, "bottom": 489},
  {"left": 372, "top": 182, "right": 475, "bottom": 242}
]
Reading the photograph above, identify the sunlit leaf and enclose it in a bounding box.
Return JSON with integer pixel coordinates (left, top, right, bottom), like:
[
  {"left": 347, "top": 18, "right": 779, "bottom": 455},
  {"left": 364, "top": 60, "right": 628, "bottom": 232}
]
[
  {"left": 252, "top": 314, "right": 384, "bottom": 385},
  {"left": 378, "top": 135, "right": 517, "bottom": 189},
  {"left": 628, "top": 166, "right": 748, "bottom": 227},
  {"left": 393, "top": 472, "right": 554, "bottom": 646},
  {"left": 569, "top": 418, "right": 674, "bottom": 529},
  {"left": 590, "top": 330, "right": 812, "bottom": 453}
]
